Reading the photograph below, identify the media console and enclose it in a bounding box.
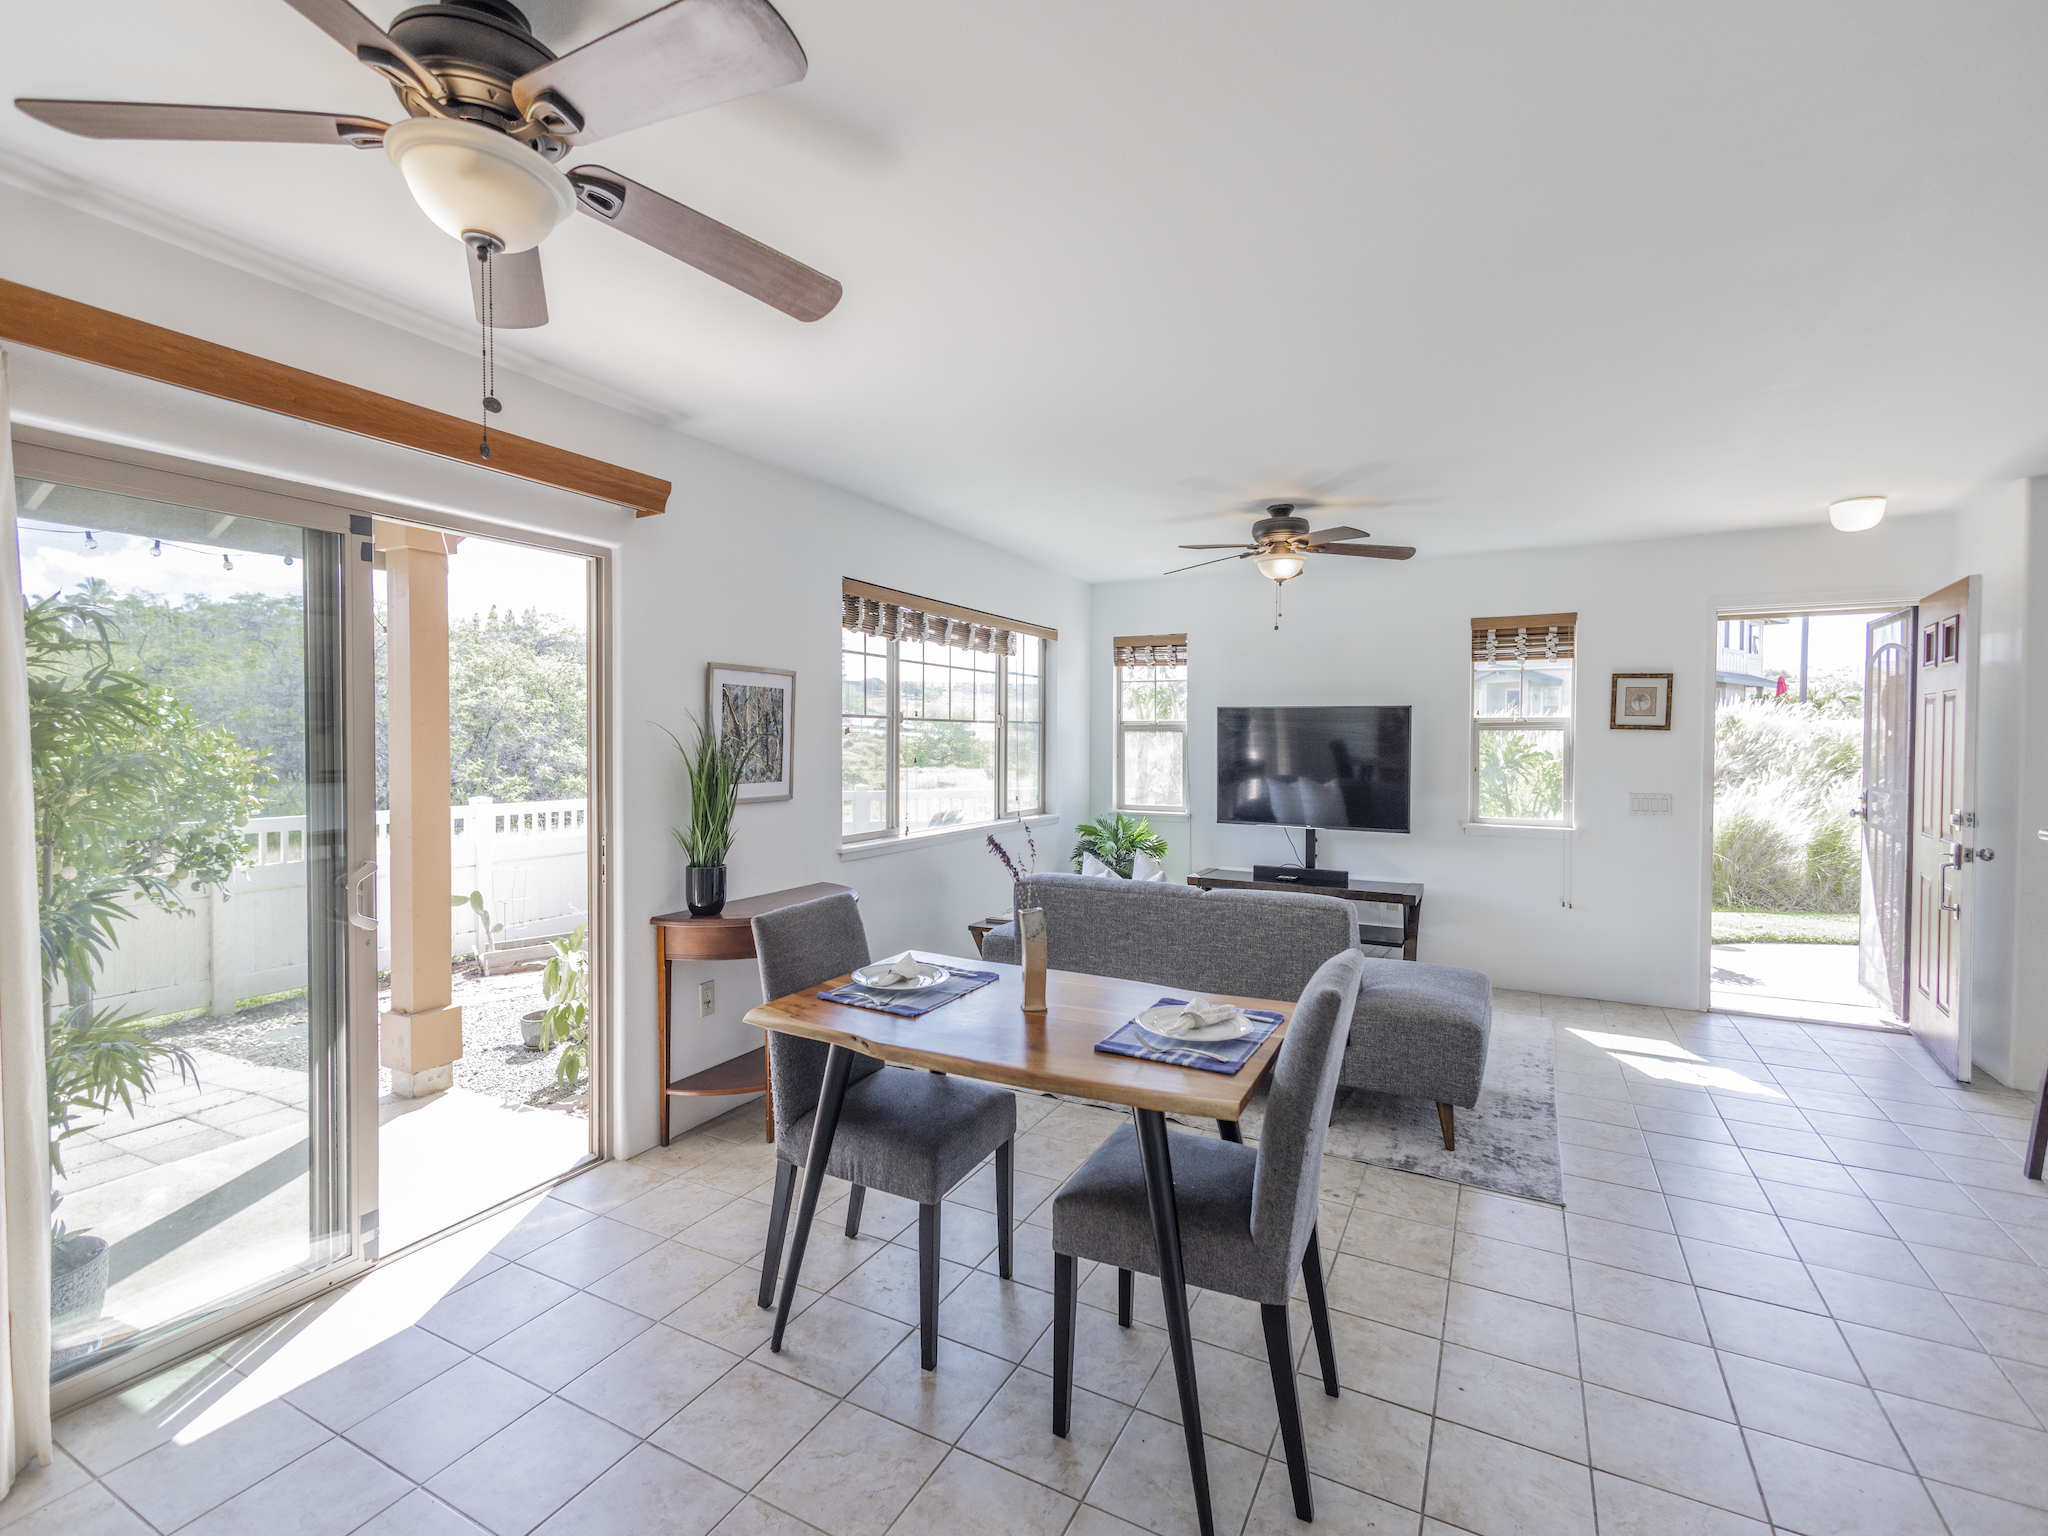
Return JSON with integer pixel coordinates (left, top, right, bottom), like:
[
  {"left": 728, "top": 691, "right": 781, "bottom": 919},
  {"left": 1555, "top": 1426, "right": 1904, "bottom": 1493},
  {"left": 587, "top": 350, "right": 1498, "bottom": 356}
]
[{"left": 1188, "top": 867, "right": 1423, "bottom": 961}]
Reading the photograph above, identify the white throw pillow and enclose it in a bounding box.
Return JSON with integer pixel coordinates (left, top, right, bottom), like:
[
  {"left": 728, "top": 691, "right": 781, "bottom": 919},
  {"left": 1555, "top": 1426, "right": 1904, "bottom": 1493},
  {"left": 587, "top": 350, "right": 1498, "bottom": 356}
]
[
  {"left": 1130, "top": 850, "right": 1167, "bottom": 882},
  {"left": 1079, "top": 850, "right": 1121, "bottom": 879}
]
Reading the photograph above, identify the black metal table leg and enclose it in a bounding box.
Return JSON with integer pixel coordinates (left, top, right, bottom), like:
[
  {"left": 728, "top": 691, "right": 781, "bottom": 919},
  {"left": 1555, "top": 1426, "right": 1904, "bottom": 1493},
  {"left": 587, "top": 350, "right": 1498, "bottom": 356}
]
[
  {"left": 772, "top": 1043, "right": 854, "bottom": 1352},
  {"left": 1134, "top": 1107, "right": 1213, "bottom": 1536},
  {"left": 1217, "top": 1120, "right": 1243, "bottom": 1144},
  {"left": 758, "top": 1159, "right": 796, "bottom": 1309},
  {"left": 995, "top": 1139, "right": 1014, "bottom": 1279}
]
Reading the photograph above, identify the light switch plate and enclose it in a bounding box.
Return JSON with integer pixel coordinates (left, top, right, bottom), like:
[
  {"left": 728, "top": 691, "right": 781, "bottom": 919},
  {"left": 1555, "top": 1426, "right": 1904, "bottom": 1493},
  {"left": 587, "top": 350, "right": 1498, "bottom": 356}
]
[
  {"left": 698, "top": 979, "right": 715, "bottom": 1017},
  {"left": 1629, "top": 792, "right": 1673, "bottom": 817}
]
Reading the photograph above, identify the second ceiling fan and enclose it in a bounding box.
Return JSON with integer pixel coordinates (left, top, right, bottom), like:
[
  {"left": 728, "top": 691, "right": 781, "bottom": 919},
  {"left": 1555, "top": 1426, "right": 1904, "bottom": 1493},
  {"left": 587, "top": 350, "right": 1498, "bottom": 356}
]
[
  {"left": 1168, "top": 500, "right": 1416, "bottom": 629},
  {"left": 16, "top": 0, "right": 843, "bottom": 328}
]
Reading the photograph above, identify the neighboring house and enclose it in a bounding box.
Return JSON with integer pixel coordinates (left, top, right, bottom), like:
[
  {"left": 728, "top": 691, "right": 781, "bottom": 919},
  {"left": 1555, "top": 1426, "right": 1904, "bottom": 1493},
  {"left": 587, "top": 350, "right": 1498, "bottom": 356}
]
[{"left": 1715, "top": 617, "right": 1782, "bottom": 704}]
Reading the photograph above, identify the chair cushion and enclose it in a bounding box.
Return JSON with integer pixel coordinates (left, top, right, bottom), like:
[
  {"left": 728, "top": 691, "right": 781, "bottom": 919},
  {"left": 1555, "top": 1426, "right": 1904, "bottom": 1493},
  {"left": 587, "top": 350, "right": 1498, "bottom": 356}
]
[
  {"left": 1050, "top": 1123, "right": 1293, "bottom": 1304},
  {"left": 779, "top": 1067, "right": 1018, "bottom": 1207},
  {"left": 1342, "top": 958, "right": 1493, "bottom": 1107}
]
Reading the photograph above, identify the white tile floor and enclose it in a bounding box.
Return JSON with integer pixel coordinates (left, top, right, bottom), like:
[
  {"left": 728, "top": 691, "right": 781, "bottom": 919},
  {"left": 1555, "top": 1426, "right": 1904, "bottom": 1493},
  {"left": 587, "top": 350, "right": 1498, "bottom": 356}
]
[{"left": 10, "top": 995, "right": 2048, "bottom": 1536}]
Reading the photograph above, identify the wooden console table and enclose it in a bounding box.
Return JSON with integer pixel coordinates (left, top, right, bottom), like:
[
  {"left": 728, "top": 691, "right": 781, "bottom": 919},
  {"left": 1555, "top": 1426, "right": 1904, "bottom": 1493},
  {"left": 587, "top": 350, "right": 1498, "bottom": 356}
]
[
  {"left": 1188, "top": 868, "right": 1424, "bottom": 960},
  {"left": 652, "top": 881, "right": 850, "bottom": 1145}
]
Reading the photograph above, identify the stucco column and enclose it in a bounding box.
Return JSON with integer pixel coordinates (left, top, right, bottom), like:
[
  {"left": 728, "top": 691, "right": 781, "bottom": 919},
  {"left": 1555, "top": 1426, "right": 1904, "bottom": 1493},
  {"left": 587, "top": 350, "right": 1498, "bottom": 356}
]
[{"left": 376, "top": 522, "right": 463, "bottom": 1096}]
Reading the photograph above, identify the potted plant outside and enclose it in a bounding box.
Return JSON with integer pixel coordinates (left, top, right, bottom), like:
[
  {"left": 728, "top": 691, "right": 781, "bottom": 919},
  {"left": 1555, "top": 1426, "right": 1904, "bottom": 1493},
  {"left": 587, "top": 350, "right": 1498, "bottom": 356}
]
[{"left": 660, "top": 714, "right": 751, "bottom": 917}]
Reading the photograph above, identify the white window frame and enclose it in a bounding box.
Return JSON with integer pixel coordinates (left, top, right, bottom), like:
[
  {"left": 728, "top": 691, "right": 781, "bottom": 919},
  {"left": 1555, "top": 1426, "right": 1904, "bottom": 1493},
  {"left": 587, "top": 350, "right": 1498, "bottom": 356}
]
[
  {"left": 841, "top": 630, "right": 1048, "bottom": 846},
  {"left": 1468, "top": 635, "right": 1575, "bottom": 830},
  {"left": 1115, "top": 651, "right": 1187, "bottom": 814}
]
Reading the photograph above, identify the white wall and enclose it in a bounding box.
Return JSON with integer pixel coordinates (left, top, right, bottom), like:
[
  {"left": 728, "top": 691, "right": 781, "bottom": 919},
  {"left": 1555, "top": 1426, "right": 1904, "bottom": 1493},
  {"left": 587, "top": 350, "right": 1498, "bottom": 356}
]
[
  {"left": 2, "top": 182, "right": 1087, "bottom": 1158},
  {"left": 1090, "top": 516, "right": 1968, "bottom": 1015}
]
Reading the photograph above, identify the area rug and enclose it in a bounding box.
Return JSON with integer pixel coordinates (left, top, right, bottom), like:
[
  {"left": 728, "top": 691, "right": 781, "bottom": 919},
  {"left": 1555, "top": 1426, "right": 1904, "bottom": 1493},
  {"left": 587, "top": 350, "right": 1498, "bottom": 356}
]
[{"left": 1235, "top": 1009, "right": 1563, "bottom": 1204}]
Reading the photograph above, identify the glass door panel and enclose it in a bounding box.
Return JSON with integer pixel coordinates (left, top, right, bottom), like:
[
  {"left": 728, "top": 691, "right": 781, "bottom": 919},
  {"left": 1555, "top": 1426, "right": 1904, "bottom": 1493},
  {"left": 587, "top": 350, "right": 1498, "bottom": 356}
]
[{"left": 15, "top": 475, "right": 361, "bottom": 1380}]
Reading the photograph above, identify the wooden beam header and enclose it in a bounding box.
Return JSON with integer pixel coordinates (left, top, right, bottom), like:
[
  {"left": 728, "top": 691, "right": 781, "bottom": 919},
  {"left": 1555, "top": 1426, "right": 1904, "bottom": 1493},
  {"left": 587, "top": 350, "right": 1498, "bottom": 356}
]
[{"left": 0, "top": 279, "right": 670, "bottom": 516}]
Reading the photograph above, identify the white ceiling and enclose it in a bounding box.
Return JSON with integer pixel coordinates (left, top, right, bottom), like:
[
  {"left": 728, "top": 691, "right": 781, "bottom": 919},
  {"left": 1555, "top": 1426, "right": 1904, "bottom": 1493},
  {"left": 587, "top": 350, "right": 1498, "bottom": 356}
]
[{"left": 7, "top": 1, "right": 2048, "bottom": 578}]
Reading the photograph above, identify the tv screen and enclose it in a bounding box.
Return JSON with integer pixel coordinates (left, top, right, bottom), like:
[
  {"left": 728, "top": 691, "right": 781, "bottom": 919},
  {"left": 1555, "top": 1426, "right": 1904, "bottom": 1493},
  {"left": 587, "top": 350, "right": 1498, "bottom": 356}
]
[{"left": 1216, "top": 705, "right": 1412, "bottom": 834}]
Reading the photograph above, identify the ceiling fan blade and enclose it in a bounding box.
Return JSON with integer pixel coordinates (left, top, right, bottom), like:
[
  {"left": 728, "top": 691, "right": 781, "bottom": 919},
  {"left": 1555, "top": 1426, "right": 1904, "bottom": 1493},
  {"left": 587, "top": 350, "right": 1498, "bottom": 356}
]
[
  {"left": 1165, "top": 552, "right": 1257, "bottom": 575},
  {"left": 1175, "top": 543, "right": 1254, "bottom": 550},
  {"left": 1310, "top": 543, "right": 1417, "bottom": 560},
  {"left": 14, "top": 99, "right": 387, "bottom": 145},
  {"left": 568, "top": 166, "right": 840, "bottom": 321},
  {"left": 513, "top": 0, "right": 805, "bottom": 146},
  {"left": 469, "top": 246, "right": 549, "bottom": 329},
  {"left": 277, "top": 0, "right": 442, "bottom": 99},
  {"left": 1303, "top": 525, "right": 1367, "bottom": 544}
]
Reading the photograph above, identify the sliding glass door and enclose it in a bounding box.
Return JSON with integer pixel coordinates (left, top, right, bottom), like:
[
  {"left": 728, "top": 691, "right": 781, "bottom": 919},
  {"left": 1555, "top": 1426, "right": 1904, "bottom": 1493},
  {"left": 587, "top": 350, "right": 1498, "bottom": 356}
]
[{"left": 14, "top": 450, "right": 375, "bottom": 1385}]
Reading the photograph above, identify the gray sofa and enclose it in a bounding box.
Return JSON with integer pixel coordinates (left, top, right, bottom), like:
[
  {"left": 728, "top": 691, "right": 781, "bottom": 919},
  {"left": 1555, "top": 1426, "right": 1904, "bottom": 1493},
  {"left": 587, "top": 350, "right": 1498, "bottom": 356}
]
[{"left": 981, "top": 873, "right": 1491, "bottom": 1148}]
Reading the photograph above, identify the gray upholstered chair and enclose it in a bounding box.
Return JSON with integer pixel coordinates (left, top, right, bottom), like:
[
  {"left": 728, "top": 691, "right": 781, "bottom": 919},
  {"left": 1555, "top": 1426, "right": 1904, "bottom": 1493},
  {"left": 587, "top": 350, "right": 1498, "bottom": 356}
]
[
  {"left": 751, "top": 892, "right": 1018, "bottom": 1369},
  {"left": 1049, "top": 948, "right": 1366, "bottom": 1522}
]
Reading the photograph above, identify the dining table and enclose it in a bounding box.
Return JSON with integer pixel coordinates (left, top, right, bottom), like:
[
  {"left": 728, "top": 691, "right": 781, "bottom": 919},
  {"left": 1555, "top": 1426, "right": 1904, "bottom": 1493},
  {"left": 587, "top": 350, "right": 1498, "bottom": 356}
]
[{"left": 743, "top": 952, "right": 1296, "bottom": 1536}]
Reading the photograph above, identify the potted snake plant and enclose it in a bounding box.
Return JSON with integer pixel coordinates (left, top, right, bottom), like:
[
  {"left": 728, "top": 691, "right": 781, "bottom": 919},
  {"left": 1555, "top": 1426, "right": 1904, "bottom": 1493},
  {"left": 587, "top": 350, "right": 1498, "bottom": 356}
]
[{"left": 661, "top": 713, "right": 751, "bottom": 917}]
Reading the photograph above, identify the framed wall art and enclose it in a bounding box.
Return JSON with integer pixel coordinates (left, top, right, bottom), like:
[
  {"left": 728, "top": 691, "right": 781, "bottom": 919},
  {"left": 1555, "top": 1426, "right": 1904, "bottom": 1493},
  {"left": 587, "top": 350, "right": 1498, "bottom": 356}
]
[
  {"left": 708, "top": 663, "right": 795, "bottom": 801},
  {"left": 1610, "top": 672, "right": 1673, "bottom": 730}
]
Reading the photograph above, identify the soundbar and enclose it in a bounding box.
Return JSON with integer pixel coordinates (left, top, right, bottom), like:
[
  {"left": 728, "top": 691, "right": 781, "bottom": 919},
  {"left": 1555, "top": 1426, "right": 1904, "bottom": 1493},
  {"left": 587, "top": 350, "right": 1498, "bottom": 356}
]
[{"left": 1252, "top": 863, "right": 1351, "bottom": 888}]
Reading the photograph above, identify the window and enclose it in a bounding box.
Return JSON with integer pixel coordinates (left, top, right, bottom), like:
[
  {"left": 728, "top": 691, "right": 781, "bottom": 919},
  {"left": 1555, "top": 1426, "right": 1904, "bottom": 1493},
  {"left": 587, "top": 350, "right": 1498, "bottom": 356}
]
[
  {"left": 1115, "top": 635, "right": 1187, "bottom": 811},
  {"left": 841, "top": 582, "right": 1052, "bottom": 842},
  {"left": 1470, "top": 613, "right": 1575, "bottom": 826}
]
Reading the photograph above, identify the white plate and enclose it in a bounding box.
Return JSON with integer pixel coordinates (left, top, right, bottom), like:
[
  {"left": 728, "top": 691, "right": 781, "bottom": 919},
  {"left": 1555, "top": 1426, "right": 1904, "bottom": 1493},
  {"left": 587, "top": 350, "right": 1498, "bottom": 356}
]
[
  {"left": 1136, "top": 1005, "right": 1251, "bottom": 1043},
  {"left": 852, "top": 959, "right": 950, "bottom": 991}
]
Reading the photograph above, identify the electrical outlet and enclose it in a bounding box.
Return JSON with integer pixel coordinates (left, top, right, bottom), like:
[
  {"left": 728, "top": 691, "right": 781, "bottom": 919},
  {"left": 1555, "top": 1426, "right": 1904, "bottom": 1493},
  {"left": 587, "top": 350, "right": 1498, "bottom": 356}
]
[{"left": 698, "top": 979, "right": 715, "bottom": 1017}]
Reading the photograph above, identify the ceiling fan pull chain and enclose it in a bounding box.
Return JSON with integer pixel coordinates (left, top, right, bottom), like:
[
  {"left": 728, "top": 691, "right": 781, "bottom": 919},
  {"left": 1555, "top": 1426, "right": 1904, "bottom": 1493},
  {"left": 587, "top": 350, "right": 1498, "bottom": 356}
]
[{"left": 479, "top": 244, "right": 502, "bottom": 460}]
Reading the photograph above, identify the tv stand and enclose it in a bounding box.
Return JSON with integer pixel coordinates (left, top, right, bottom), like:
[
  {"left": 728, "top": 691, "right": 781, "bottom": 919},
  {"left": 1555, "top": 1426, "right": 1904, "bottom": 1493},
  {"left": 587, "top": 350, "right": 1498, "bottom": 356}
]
[{"left": 1189, "top": 867, "right": 1423, "bottom": 960}]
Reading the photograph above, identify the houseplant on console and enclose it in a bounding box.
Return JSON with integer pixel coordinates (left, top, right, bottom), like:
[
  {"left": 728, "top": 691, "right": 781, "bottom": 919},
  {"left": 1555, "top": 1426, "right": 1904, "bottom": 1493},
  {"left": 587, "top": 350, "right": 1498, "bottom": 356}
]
[
  {"left": 1071, "top": 812, "right": 1169, "bottom": 878},
  {"left": 662, "top": 714, "right": 750, "bottom": 917}
]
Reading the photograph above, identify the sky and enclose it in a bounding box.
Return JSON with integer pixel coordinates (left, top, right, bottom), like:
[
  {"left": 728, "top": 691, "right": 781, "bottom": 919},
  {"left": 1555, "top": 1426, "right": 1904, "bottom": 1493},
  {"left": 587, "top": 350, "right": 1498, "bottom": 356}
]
[
  {"left": 1750, "top": 612, "right": 1885, "bottom": 688},
  {"left": 17, "top": 516, "right": 586, "bottom": 627},
  {"left": 16, "top": 523, "right": 303, "bottom": 605}
]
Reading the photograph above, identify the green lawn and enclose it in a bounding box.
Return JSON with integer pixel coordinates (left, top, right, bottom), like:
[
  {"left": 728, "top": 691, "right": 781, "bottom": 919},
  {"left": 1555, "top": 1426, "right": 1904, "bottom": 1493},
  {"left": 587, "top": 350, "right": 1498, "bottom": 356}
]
[{"left": 1713, "top": 910, "right": 1857, "bottom": 945}]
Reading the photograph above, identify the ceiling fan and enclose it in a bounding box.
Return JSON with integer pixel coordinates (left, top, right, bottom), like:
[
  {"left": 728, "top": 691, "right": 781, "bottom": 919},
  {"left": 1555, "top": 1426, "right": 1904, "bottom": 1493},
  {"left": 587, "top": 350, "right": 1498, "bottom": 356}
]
[
  {"left": 14, "top": 0, "right": 843, "bottom": 329},
  {"left": 1169, "top": 501, "right": 1417, "bottom": 579},
  {"left": 1168, "top": 501, "right": 1416, "bottom": 629}
]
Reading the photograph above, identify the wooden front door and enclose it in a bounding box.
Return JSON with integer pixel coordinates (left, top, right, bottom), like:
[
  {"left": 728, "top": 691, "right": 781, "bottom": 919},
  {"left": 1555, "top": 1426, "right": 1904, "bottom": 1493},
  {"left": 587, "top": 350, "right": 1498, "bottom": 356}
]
[
  {"left": 1857, "top": 607, "right": 1915, "bottom": 1020},
  {"left": 1907, "top": 578, "right": 1977, "bottom": 1080}
]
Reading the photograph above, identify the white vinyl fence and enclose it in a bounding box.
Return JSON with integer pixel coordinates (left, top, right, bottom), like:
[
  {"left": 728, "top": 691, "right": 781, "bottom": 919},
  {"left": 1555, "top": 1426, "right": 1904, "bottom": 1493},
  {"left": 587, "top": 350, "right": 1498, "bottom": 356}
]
[{"left": 88, "top": 796, "right": 587, "bottom": 1020}]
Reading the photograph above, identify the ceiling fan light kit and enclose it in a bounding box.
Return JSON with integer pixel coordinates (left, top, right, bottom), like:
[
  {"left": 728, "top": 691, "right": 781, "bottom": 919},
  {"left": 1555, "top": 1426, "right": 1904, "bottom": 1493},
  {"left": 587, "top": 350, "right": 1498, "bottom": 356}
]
[
  {"left": 1828, "top": 495, "right": 1886, "bottom": 532},
  {"left": 384, "top": 115, "right": 574, "bottom": 252}
]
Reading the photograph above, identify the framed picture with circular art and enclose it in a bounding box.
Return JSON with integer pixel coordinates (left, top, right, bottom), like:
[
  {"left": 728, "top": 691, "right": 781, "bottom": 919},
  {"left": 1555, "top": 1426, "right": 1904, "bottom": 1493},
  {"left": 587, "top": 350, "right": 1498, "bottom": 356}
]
[{"left": 1610, "top": 672, "right": 1673, "bottom": 730}]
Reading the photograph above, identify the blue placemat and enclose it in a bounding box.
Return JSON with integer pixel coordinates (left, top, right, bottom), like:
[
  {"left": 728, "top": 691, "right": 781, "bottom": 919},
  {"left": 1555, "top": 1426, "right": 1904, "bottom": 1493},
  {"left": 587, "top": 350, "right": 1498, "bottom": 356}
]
[
  {"left": 818, "top": 965, "right": 1000, "bottom": 1018},
  {"left": 1094, "top": 998, "right": 1285, "bottom": 1074}
]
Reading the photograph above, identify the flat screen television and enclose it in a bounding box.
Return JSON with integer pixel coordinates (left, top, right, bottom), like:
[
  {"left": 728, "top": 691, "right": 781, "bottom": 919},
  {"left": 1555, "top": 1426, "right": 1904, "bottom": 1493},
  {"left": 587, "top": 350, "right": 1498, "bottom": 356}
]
[{"left": 1216, "top": 705, "right": 1412, "bottom": 834}]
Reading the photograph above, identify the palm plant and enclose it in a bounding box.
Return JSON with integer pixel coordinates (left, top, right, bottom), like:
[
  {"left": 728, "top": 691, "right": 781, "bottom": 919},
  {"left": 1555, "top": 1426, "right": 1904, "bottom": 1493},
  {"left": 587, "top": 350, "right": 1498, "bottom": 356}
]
[{"left": 1070, "top": 811, "right": 1169, "bottom": 878}]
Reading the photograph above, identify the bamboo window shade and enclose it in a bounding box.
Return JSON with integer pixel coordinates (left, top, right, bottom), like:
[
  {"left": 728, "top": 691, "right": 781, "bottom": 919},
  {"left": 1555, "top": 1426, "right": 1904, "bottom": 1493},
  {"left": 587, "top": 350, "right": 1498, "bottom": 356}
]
[
  {"left": 1114, "top": 635, "right": 1187, "bottom": 666},
  {"left": 1471, "top": 613, "right": 1577, "bottom": 661},
  {"left": 841, "top": 579, "right": 1057, "bottom": 656}
]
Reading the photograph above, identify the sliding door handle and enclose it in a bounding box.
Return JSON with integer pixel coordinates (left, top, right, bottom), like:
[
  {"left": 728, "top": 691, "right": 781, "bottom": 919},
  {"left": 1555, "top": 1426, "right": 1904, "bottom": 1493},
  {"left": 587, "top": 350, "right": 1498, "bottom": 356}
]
[{"left": 348, "top": 862, "right": 379, "bottom": 931}]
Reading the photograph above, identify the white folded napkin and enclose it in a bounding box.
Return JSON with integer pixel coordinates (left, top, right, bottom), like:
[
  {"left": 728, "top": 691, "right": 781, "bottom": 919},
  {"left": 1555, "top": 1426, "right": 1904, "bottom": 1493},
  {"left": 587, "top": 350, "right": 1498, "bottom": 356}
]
[
  {"left": 864, "top": 956, "right": 926, "bottom": 985},
  {"left": 1160, "top": 1000, "right": 1238, "bottom": 1035}
]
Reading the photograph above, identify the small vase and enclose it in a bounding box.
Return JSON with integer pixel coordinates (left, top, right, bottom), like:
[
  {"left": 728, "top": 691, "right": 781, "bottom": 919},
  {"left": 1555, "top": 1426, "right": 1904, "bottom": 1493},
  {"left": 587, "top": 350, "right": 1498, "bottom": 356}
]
[
  {"left": 686, "top": 865, "right": 727, "bottom": 918},
  {"left": 1018, "top": 906, "right": 1048, "bottom": 1011}
]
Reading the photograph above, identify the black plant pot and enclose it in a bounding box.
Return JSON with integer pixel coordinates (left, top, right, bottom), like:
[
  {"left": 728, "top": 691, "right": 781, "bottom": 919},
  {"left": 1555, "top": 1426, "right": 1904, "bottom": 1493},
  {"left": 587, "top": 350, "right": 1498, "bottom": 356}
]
[{"left": 686, "top": 865, "right": 728, "bottom": 918}]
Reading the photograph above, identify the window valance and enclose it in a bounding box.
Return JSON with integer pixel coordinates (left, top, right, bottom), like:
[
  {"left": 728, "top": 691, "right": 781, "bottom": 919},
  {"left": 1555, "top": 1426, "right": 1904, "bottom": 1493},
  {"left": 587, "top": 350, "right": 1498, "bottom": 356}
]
[
  {"left": 1471, "top": 612, "right": 1576, "bottom": 662},
  {"left": 840, "top": 579, "right": 1056, "bottom": 655},
  {"left": 1114, "top": 634, "right": 1187, "bottom": 667}
]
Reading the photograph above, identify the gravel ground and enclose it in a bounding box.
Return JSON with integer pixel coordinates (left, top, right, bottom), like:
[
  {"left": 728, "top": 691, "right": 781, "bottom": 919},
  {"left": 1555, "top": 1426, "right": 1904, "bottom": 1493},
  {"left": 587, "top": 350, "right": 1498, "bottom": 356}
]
[{"left": 143, "top": 963, "right": 587, "bottom": 1117}]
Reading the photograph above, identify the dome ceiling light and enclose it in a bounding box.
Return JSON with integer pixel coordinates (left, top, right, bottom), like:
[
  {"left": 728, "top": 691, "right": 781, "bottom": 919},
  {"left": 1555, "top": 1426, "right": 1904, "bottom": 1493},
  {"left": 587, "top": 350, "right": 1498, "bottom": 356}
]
[{"left": 1829, "top": 495, "right": 1887, "bottom": 532}]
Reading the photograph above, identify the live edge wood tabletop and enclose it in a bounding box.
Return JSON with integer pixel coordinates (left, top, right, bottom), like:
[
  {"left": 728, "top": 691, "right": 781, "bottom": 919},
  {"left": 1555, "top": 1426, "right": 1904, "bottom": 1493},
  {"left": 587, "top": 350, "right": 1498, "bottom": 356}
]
[
  {"left": 743, "top": 953, "right": 1295, "bottom": 1121},
  {"left": 651, "top": 881, "right": 851, "bottom": 1146}
]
